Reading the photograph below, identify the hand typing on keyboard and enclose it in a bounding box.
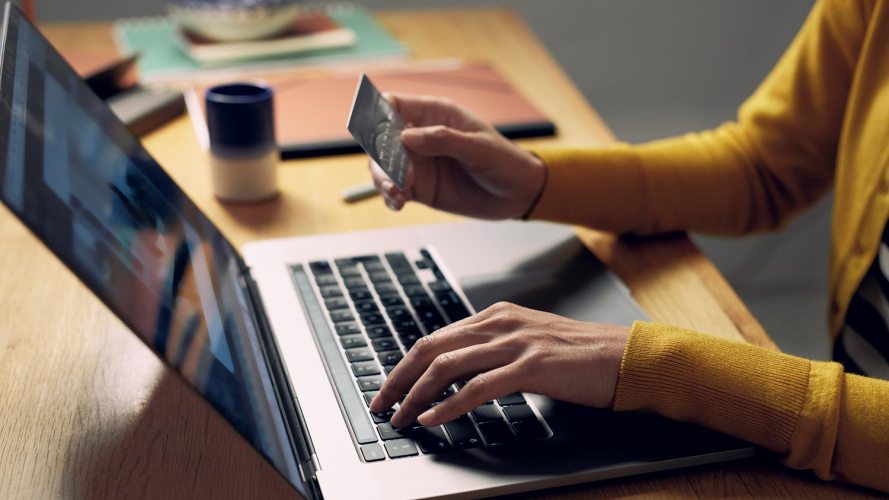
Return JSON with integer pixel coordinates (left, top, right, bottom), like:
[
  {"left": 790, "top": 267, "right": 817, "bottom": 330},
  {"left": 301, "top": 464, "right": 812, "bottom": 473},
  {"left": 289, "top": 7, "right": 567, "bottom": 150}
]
[{"left": 370, "top": 302, "right": 630, "bottom": 429}]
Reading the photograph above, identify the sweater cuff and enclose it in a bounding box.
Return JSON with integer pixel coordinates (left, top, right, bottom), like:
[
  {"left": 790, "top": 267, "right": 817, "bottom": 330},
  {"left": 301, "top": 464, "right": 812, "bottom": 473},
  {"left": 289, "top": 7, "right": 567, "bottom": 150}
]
[
  {"left": 783, "top": 360, "right": 842, "bottom": 479},
  {"left": 613, "top": 321, "right": 811, "bottom": 453},
  {"left": 526, "top": 145, "right": 652, "bottom": 233}
]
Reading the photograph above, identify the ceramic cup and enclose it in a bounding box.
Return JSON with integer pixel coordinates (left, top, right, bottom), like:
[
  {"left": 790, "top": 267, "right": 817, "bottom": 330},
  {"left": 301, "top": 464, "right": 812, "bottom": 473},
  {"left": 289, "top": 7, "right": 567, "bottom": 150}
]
[{"left": 205, "top": 82, "right": 278, "bottom": 203}]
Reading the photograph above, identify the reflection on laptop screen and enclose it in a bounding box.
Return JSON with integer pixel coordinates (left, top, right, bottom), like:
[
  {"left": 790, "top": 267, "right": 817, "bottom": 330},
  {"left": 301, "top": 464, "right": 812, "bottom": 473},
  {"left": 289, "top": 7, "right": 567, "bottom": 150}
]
[{"left": 0, "top": 5, "right": 299, "bottom": 487}]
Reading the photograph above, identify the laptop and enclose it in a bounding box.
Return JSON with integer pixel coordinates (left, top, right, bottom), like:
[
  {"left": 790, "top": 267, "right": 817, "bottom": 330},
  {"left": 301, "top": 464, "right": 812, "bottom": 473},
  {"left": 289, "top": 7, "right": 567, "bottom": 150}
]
[{"left": 0, "top": 4, "right": 753, "bottom": 498}]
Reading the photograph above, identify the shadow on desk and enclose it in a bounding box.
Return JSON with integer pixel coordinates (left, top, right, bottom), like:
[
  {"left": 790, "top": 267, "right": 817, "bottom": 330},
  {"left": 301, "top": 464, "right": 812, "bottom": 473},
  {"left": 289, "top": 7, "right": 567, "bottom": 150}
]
[
  {"left": 216, "top": 189, "right": 303, "bottom": 230},
  {"left": 61, "top": 372, "right": 298, "bottom": 499},
  {"left": 58, "top": 370, "right": 877, "bottom": 499}
]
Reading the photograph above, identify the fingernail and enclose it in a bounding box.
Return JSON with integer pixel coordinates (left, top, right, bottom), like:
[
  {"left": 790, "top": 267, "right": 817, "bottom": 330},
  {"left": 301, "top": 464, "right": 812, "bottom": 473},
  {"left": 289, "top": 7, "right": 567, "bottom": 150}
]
[
  {"left": 390, "top": 411, "right": 405, "bottom": 428},
  {"left": 392, "top": 194, "right": 405, "bottom": 209},
  {"left": 380, "top": 180, "right": 394, "bottom": 194},
  {"left": 417, "top": 407, "right": 436, "bottom": 426},
  {"left": 401, "top": 128, "right": 424, "bottom": 147}
]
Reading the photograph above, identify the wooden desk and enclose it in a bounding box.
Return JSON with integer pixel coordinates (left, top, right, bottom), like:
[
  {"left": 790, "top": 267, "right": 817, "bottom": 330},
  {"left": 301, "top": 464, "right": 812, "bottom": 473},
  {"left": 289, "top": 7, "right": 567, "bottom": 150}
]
[{"left": 0, "top": 8, "right": 871, "bottom": 499}]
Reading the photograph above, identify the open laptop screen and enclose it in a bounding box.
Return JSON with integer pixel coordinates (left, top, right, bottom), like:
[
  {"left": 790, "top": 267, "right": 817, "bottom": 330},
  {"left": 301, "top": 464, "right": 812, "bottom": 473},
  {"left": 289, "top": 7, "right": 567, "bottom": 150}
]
[{"left": 0, "top": 5, "right": 301, "bottom": 489}]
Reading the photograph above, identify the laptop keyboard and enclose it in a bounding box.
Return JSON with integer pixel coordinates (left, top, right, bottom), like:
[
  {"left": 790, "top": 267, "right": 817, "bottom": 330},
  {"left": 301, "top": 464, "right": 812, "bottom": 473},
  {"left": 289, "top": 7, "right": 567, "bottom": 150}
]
[{"left": 289, "top": 249, "right": 550, "bottom": 462}]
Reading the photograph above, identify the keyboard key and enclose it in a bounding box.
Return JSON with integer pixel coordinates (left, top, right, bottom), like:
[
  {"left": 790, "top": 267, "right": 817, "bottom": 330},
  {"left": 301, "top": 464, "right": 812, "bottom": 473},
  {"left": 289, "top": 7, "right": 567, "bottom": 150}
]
[
  {"left": 346, "top": 348, "right": 375, "bottom": 363},
  {"left": 340, "top": 335, "right": 367, "bottom": 349},
  {"left": 428, "top": 281, "right": 452, "bottom": 293},
  {"left": 415, "top": 259, "right": 429, "bottom": 269},
  {"left": 421, "top": 320, "right": 445, "bottom": 334},
  {"left": 375, "top": 284, "right": 398, "bottom": 296},
  {"left": 397, "top": 274, "right": 420, "bottom": 286},
  {"left": 364, "top": 262, "right": 386, "bottom": 272},
  {"left": 371, "top": 337, "right": 399, "bottom": 352},
  {"left": 502, "top": 404, "right": 536, "bottom": 423},
  {"left": 350, "top": 290, "right": 373, "bottom": 301},
  {"left": 335, "top": 257, "right": 357, "bottom": 267},
  {"left": 404, "top": 285, "right": 428, "bottom": 297},
  {"left": 478, "top": 420, "right": 515, "bottom": 446},
  {"left": 324, "top": 297, "right": 349, "bottom": 310},
  {"left": 366, "top": 325, "right": 392, "bottom": 338},
  {"left": 497, "top": 393, "right": 527, "bottom": 406},
  {"left": 368, "top": 271, "right": 391, "bottom": 284},
  {"left": 338, "top": 266, "right": 361, "bottom": 277},
  {"left": 343, "top": 276, "right": 368, "bottom": 289},
  {"left": 320, "top": 286, "right": 344, "bottom": 298},
  {"left": 358, "top": 375, "right": 386, "bottom": 392},
  {"left": 398, "top": 331, "right": 422, "bottom": 348},
  {"left": 378, "top": 350, "right": 404, "bottom": 366},
  {"left": 380, "top": 294, "right": 404, "bottom": 307},
  {"left": 335, "top": 322, "right": 361, "bottom": 336},
  {"left": 360, "top": 313, "right": 385, "bottom": 326},
  {"left": 416, "top": 305, "right": 445, "bottom": 326},
  {"left": 376, "top": 422, "right": 407, "bottom": 440},
  {"left": 371, "top": 410, "right": 395, "bottom": 423},
  {"left": 444, "top": 416, "right": 483, "bottom": 449},
  {"left": 471, "top": 405, "right": 503, "bottom": 423},
  {"left": 363, "top": 391, "right": 379, "bottom": 407},
  {"left": 409, "top": 296, "right": 433, "bottom": 309},
  {"left": 392, "top": 319, "right": 419, "bottom": 332},
  {"left": 512, "top": 419, "right": 548, "bottom": 441},
  {"left": 351, "top": 361, "right": 380, "bottom": 377},
  {"left": 384, "top": 438, "right": 419, "bottom": 458},
  {"left": 385, "top": 253, "right": 412, "bottom": 273},
  {"left": 309, "top": 260, "right": 332, "bottom": 274},
  {"left": 357, "top": 255, "right": 382, "bottom": 264},
  {"left": 360, "top": 443, "right": 385, "bottom": 462},
  {"left": 386, "top": 306, "right": 412, "bottom": 321},
  {"left": 406, "top": 426, "right": 451, "bottom": 454},
  {"left": 329, "top": 310, "right": 355, "bottom": 323},
  {"left": 383, "top": 365, "right": 397, "bottom": 375},
  {"left": 354, "top": 301, "right": 380, "bottom": 314},
  {"left": 315, "top": 274, "right": 338, "bottom": 286},
  {"left": 360, "top": 255, "right": 385, "bottom": 269},
  {"left": 435, "top": 290, "right": 470, "bottom": 321}
]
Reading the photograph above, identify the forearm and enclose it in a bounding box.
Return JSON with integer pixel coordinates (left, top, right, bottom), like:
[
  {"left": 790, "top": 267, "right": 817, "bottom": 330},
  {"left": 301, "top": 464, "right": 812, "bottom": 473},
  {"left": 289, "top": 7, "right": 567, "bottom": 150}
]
[
  {"left": 528, "top": 125, "right": 798, "bottom": 235},
  {"left": 529, "top": 0, "right": 862, "bottom": 235},
  {"left": 614, "top": 322, "right": 889, "bottom": 492}
]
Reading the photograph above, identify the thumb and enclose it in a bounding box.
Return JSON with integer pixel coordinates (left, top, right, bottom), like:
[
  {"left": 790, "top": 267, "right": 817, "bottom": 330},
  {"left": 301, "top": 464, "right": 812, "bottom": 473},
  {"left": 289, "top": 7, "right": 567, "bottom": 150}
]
[{"left": 401, "top": 126, "right": 491, "bottom": 165}]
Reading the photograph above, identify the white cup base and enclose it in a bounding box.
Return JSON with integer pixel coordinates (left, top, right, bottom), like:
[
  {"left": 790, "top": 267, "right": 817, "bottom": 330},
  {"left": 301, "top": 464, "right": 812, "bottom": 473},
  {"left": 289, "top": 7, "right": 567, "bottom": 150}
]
[{"left": 211, "top": 150, "right": 279, "bottom": 203}]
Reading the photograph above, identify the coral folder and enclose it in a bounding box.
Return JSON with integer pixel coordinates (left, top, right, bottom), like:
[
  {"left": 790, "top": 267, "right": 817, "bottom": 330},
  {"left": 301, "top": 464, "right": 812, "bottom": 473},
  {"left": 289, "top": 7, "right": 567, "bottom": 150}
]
[{"left": 190, "top": 62, "right": 556, "bottom": 158}]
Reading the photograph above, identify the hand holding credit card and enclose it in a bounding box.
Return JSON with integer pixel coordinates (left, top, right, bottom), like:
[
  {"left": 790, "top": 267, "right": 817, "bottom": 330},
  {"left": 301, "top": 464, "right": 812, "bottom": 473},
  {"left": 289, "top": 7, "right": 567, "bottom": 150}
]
[{"left": 347, "top": 75, "right": 409, "bottom": 189}]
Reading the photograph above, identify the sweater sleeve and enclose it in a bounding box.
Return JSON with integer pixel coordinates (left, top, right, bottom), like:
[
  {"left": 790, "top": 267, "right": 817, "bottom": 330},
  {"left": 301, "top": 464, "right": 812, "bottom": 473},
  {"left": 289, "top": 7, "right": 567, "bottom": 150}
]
[
  {"left": 529, "top": 0, "right": 865, "bottom": 235},
  {"left": 614, "top": 322, "right": 889, "bottom": 492}
]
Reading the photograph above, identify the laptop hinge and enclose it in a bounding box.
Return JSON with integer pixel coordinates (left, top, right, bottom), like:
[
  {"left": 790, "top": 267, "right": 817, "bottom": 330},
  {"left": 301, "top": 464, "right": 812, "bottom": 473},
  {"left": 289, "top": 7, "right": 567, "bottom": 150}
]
[{"left": 239, "top": 265, "right": 322, "bottom": 499}]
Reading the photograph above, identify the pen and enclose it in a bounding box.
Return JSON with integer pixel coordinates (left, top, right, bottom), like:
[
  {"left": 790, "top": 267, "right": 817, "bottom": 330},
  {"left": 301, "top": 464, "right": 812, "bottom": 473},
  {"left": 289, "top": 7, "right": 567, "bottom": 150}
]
[{"left": 341, "top": 181, "right": 380, "bottom": 203}]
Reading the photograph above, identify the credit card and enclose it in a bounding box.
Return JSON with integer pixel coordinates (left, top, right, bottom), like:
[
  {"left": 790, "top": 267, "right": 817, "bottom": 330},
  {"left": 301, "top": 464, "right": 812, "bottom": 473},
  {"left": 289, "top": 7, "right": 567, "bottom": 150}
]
[{"left": 346, "top": 75, "right": 409, "bottom": 189}]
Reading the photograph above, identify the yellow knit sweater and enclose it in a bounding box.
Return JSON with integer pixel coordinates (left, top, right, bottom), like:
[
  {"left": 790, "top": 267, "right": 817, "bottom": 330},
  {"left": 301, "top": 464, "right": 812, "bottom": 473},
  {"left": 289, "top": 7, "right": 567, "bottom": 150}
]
[{"left": 529, "top": 0, "right": 889, "bottom": 492}]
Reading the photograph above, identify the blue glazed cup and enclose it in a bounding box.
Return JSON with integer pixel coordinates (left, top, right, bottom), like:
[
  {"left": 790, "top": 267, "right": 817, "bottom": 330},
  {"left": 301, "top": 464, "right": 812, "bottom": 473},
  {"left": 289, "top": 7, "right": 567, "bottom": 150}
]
[{"left": 205, "top": 82, "right": 278, "bottom": 202}]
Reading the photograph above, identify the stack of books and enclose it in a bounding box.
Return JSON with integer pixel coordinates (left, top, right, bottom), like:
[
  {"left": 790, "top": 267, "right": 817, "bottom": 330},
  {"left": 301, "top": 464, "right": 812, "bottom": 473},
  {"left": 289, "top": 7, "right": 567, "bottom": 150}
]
[
  {"left": 178, "top": 12, "right": 357, "bottom": 64},
  {"left": 113, "top": 5, "right": 408, "bottom": 84}
]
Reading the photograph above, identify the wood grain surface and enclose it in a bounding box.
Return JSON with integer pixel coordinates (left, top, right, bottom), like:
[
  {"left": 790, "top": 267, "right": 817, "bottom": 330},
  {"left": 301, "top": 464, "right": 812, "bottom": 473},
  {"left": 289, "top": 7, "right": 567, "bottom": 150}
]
[{"left": 0, "top": 8, "right": 871, "bottom": 499}]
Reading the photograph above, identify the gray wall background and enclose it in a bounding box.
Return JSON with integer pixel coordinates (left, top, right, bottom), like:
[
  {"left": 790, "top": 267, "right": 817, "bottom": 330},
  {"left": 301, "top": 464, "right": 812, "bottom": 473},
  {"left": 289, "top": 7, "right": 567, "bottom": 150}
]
[{"left": 38, "top": 1, "right": 828, "bottom": 359}]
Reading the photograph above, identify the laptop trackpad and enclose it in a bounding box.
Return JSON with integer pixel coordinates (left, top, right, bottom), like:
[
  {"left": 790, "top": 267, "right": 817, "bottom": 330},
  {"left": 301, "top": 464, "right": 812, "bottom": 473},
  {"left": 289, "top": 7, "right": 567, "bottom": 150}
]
[
  {"left": 430, "top": 221, "right": 647, "bottom": 325},
  {"left": 459, "top": 245, "right": 646, "bottom": 326}
]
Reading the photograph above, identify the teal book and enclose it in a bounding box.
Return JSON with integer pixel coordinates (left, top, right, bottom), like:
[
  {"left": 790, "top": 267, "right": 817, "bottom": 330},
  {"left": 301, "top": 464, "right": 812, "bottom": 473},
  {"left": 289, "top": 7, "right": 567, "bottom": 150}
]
[{"left": 113, "top": 5, "right": 408, "bottom": 83}]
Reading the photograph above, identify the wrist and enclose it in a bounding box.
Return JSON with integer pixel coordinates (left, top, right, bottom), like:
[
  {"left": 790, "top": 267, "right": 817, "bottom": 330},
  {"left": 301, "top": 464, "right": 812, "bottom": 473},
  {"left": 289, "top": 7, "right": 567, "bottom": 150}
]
[{"left": 519, "top": 151, "right": 547, "bottom": 220}]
